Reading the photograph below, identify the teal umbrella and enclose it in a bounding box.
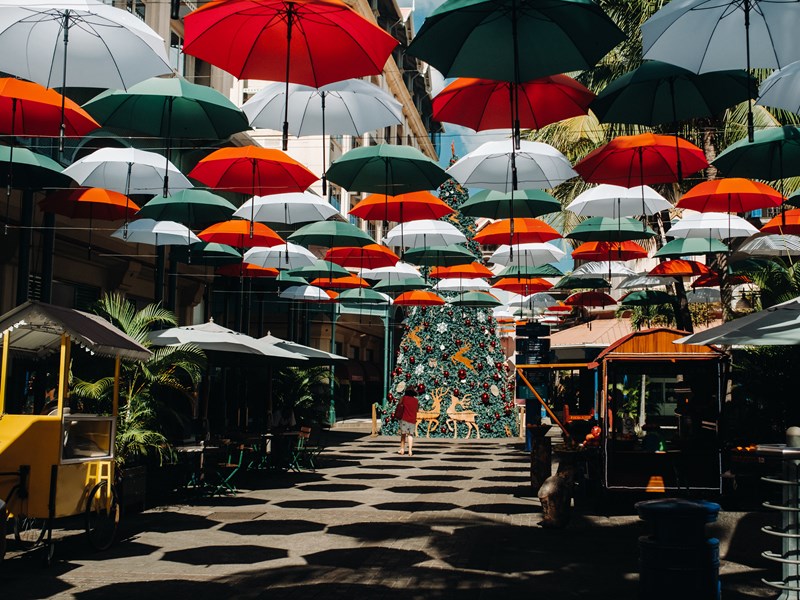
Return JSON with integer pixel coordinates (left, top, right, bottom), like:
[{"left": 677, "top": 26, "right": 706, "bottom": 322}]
[
  {"left": 373, "top": 275, "right": 430, "bottom": 292},
  {"left": 276, "top": 272, "right": 309, "bottom": 288},
  {"left": 403, "top": 244, "right": 476, "bottom": 267},
  {"left": 654, "top": 238, "right": 729, "bottom": 258},
  {"left": 619, "top": 290, "right": 675, "bottom": 306},
  {"left": 137, "top": 189, "right": 237, "bottom": 227},
  {"left": 712, "top": 125, "right": 800, "bottom": 180},
  {"left": 0, "top": 145, "right": 71, "bottom": 190},
  {"left": 338, "top": 288, "right": 391, "bottom": 305},
  {"left": 553, "top": 275, "right": 611, "bottom": 290},
  {"left": 497, "top": 264, "right": 564, "bottom": 278},
  {"left": 171, "top": 242, "right": 241, "bottom": 265},
  {"left": 459, "top": 189, "right": 561, "bottom": 219},
  {"left": 450, "top": 290, "right": 503, "bottom": 307},
  {"left": 787, "top": 189, "right": 800, "bottom": 208},
  {"left": 289, "top": 260, "right": 350, "bottom": 279},
  {"left": 288, "top": 220, "right": 374, "bottom": 248},
  {"left": 566, "top": 217, "right": 656, "bottom": 242}
]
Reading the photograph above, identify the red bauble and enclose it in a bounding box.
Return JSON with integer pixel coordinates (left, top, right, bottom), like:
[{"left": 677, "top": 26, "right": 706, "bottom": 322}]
[
  {"left": 464, "top": 318, "right": 471, "bottom": 326},
  {"left": 396, "top": 367, "right": 403, "bottom": 374},
  {"left": 447, "top": 310, "right": 453, "bottom": 317},
  {"left": 495, "top": 361, "right": 503, "bottom": 370},
  {"left": 433, "top": 378, "right": 440, "bottom": 386},
  {"left": 480, "top": 326, "right": 486, "bottom": 332},
  {"left": 481, "top": 394, "right": 489, "bottom": 405},
  {"left": 443, "top": 370, "right": 450, "bottom": 378},
  {"left": 402, "top": 345, "right": 409, "bottom": 352},
  {"left": 409, "top": 356, "right": 416, "bottom": 364},
  {"left": 483, "top": 382, "right": 490, "bottom": 389},
  {"left": 422, "top": 321, "right": 429, "bottom": 328},
  {"left": 453, "top": 388, "right": 460, "bottom": 397},
  {"left": 479, "top": 342, "right": 485, "bottom": 349},
  {"left": 458, "top": 369, "right": 466, "bottom": 380},
  {"left": 490, "top": 340, "right": 497, "bottom": 348},
  {"left": 405, "top": 373, "right": 411, "bottom": 380},
  {"left": 421, "top": 307, "right": 427, "bottom": 314},
  {"left": 388, "top": 392, "right": 394, "bottom": 401},
  {"left": 425, "top": 345, "right": 432, "bottom": 353},
  {"left": 494, "top": 412, "right": 500, "bottom": 420},
  {"left": 454, "top": 339, "right": 462, "bottom": 346},
  {"left": 440, "top": 425, "right": 448, "bottom": 434},
  {"left": 417, "top": 383, "right": 426, "bottom": 394},
  {"left": 476, "top": 362, "right": 484, "bottom": 371},
  {"left": 469, "top": 381, "right": 476, "bottom": 389},
  {"left": 441, "top": 353, "right": 448, "bottom": 361},
  {"left": 493, "top": 373, "right": 500, "bottom": 381},
  {"left": 483, "top": 423, "right": 491, "bottom": 431}
]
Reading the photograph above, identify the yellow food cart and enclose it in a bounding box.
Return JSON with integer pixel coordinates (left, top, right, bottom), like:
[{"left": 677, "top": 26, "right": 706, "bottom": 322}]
[{"left": 0, "top": 301, "right": 151, "bottom": 564}]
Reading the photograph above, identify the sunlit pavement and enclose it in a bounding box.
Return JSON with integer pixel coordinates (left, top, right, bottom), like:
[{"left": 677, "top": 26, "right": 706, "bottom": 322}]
[{"left": 0, "top": 431, "right": 775, "bottom": 599}]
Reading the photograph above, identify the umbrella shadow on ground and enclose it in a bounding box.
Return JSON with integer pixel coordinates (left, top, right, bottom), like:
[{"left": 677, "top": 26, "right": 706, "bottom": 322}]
[
  {"left": 122, "top": 510, "right": 216, "bottom": 536},
  {"left": 294, "top": 483, "right": 370, "bottom": 493},
  {"left": 274, "top": 499, "right": 363, "bottom": 510},
  {"left": 384, "top": 485, "right": 461, "bottom": 494},
  {"left": 331, "top": 472, "right": 400, "bottom": 480},
  {"left": 162, "top": 544, "right": 288, "bottom": 566},
  {"left": 303, "top": 546, "right": 430, "bottom": 569},
  {"left": 371, "top": 501, "right": 460, "bottom": 512},
  {"left": 416, "top": 465, "right": 477, "bottom": 472},
  {"left": 407, "top": 474, "right": 472, "bottom": 482},
  {"left": 468, "top": 484, "right": 530, "bottom": 495},
  {"left": 326, "top": 521, "right": 434, "bottom": 542},
  {"left": 221, "top": 519, "right": 326, "bottom": 536},
  {"left": 480, "top": 474, "right": 530, "bottom": 482}
]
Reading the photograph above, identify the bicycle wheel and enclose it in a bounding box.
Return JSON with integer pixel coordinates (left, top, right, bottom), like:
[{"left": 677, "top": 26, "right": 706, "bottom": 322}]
[
  {"left": 5, "top": 485, "right": 46, "bottom": 549},
  {"left": 85, "top": 481, "right": 119, "bottom": 551}
]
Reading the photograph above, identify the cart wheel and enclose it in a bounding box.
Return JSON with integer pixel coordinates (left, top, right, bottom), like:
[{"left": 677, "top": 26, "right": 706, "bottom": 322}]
[
  {"left": 5, "top": 485, "right": 46, "bottom": 550},
  {"left": 85, "top": 481, "right": 119, "bottom": 551}
]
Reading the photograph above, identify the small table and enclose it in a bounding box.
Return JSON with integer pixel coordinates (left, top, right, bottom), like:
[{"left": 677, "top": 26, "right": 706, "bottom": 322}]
[{"left": 175, "top": 443, "right": 219, "bottom": 490}]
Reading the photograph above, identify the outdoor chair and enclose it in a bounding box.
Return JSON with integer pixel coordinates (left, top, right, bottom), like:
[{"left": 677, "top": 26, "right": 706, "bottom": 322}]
[
  {"left": 289, "top": 428, "right": 316, "bottom": 472},
  {"left": 211, "top": 444, "right": 246, "bottom": 495}
]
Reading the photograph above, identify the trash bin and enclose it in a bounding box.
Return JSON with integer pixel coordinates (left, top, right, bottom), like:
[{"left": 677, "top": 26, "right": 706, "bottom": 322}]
[{"left": 636, "top": 498, "right": 721, "bottom": 600}]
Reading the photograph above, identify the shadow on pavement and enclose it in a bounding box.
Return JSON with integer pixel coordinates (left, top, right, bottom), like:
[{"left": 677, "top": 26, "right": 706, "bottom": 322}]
[
  {"left": 162, "top": 544, "right": 288, "bottom": 566},
  {"left": 221, "top": 519, "right": 326, "bottom": 536}
]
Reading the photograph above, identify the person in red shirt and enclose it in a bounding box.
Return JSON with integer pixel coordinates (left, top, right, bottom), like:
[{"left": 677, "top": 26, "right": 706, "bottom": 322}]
[{"left": 396, "top": 387, "right": 419, "bottom": 456}]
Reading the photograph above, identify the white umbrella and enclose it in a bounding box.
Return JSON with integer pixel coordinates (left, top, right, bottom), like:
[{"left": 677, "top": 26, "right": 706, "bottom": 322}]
[
  {"left": 434, "top": 278, "right": 491, "bottom": 291},
  {"left": 244, "top": 243, "right": 317, "bottom": 270},
  {"left": 687, "top": 288, "right": 722, "bottom": 303},
  {"left": 618, "top": 274, "right": 673, "bottom": 289},
  {"left": 260, "top": 332, "right": 346, "bottom": 364},
  {"left": 234, "top": 192, "right": 339, "bottom": 224},
  {"left": 279, "top": 284, "right": 333, "bottom": 302},
  {"left": 571, "top": 261, "right": 638, "bottom": 279},
  {"left": 737, "top": 232, "right": 800, "bottom": 257},
  {"left": 489, "top": 242, "right": 566, "bottom": 266},
  {"left": 111, "top": 219, "right": 199, "bottom": 246},
  {"left": 446, "top": 139, "right": 577, "bottom": 192},
  {"left": 508, "top": 292, "right": 557, "bottom": 313},
  {"left": 758, "top": 60, "right": 800, "bottom": 114},
  {"left": 567, "top": 184, "right": 672, "bottom": 217},
  {"left": 361, "top": 262, "right": 420, "bottom": 280},
  {"left": 669, "top": 211, "right": 760, "bottom": 239},
  {"left": 383, "top": 219, "right": 466, "bottom": 248}
]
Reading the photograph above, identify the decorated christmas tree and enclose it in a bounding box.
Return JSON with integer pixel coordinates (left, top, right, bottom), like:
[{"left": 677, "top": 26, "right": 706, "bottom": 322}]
[{"left": 381, "top": 148, "right": 515, "bottom": 439}]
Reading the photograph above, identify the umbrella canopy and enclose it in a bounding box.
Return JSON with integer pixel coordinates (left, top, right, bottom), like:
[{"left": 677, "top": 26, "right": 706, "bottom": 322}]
[
  {"left": 375, "top": 275, "right": 431, "bottom": 292},
  {"left": 40, "top": 187, "right": 138, "bottom": 220},
  {"left": 497, "top": 264, "right": 564, "bottom": 278},
  {"left": 337, "top": 288, "right": 391, "bottom": 305},
  {"left": 566, "top": 216, "right": 656, "bottom": 242},
  {"left": 0, "top": 146, "right": 71, "bottom": 191},
  {"left": 244, "top": 242, "right": 316, "bottom": 270},
  {"left": 430, "top": 262, "right": 494, "bottom": 279},
  {"left": 276, "top": 272, "right": 310, "bottom": 287},
  {"left": 350, "top": 191, "right": 454, "bottom": 223},
  {"left": 325, "top": 244, "right": 399, "bottom": 269},
  {"left": 474, "top": 218, "right": 561, "bottom": 246},
  {"left": 447, "top": 139, "right": 576, "bottom": 192},
  {"left": 668, "top": 211, "right": 760, "bottom": 239},
  {"left": 326, "top": 144, "right": 449, "bottom": 196},
  {"left": 171, "top": 242, "right": 242, "bottom": 266},
  {"left": 571, "top": 261, "right": 637, "bottom": 279},
  {"left": 111, "top": 219, "right": 200, "bottom": 246},
  {"left": 0, "top": 77, "right": 98, "bottom": 137},
  {"left": 567, "top": 184, "right": 672, "bottom": 217},
  {"left": 591, "top": 60, "right": 755, "bottom": 125},
  {"left": 384, "top": 219, "right": 467, "bottom": 248},
  {"left": 711, "top": 126, "right": 800, "bottom": 180},
  {"left": 508, "top": 291, "right": 557, "bottom": 311},
  {"left": 675, "top": 296, "right": 800, "bottom": 346},
  {"left": 691, "top": 272, "right": 751, "bottom": 288},
  {"left": 279, "top": 284, "right": 333, "bottom": 302},
  {"left": 361, "top": 262, "right": 420, "bottom": 281},
  {"left": 649, "top": 259, "right": 711, "bottom": 277},
  {"left": 676, "top": 178, "right": 783, "bottom": 213},
  {"left": 554, "top": 275, "right": 611, "bottom": 290},
  {"left": 572, "top": 241, "right": 648, "bottom": 261},
  {"left": 433, "top": 278, "right": 490, "bottom": 292},
  {"left": 564, "top": 290, "right": 616, "bottom": 307},
  {"left": 261, "top": 332, "right": 347, "bottom": 364},
  {"left": 216, "top": 263, "right": 279, "bottom": 278},
  {"left": 619, "top": 290, "right": 675, "bottom": 306},
  {"left": 737, "top": 232, "right": 800, "bottom": 256},
  {"left": 687, "top": 288, "right": 722, "bottom": 303},
  {"left": 575, "top": 133, "right": 708, "bottom": 186},
  {"left": 394, "top": 290, "right": 446, "bottom": 306},
  {"left": 492, "top": 277, "right": 553, "bottom": 294},
  {"left": 403, "top": 244, "right": 476, "bottom": 267},
  {"left": 289, "top": 220, "right": 374, "bottom": 248},
  {"left": 310, "top": 275, "right": 370, "bottom": 290},
  {"left": 459, "top": 189, "right": 561, "bottom": 219},
  {"left": 758, "top": 60, "right": 800, "bottom": 114},
  {"left": 761, "top": 208, "right": 800, "bottom": 235},
  {"left": 489, "top": 242, "right": 566, "bottom": 266},
  {"left": 234, "top": 192, "right": 338, "bottom": 224},
  {"left": 618, "top": 274, "right": 674, "bottom": 289},
  {"left": 137, "top": 189, "right": 236, "bottom": 226},
  {"left": 654, "top": 237, "right": 729, "bottom": 258},
  {"left": 288, "top": 260, "right": 350, "bottom": 280},
  {"left": 451, "top": 291, "right": 502, "bottom": 307},
  {"left": 788, "top": 190, "right": 800, "bottom": 208},
  {"left": 198, "top": 220, "right": 284, "bottom": 248}
]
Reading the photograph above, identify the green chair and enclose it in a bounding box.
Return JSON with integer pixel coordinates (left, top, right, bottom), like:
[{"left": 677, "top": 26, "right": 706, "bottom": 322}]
[
  {"left": 212, "top": 444, "right": 246, "bottom": 495},
  {"left": 289, "top": 428, "right": 315, "bottom": 472}
]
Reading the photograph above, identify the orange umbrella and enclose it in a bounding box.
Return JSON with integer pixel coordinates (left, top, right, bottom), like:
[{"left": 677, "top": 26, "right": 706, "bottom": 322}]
[
  {"left": 350, "top": 191, "right": 454, "bottom": 223},
  {"left": 492, "top": 277, "right": 553, "bottom": 294},
  {"left": 564, "top": 291, "right": 616, "bottom": 307},
  {"left": 216, "top": 263, "right": 279, "bottom": 278},
  {"left": 324, "top": 244, "right": 399, "bottom": 269},
  {"left": 325, "top": 290, "right": 339, "bottom": 300},
  {"left": 677, "top": 177, "right": 783, "bottom": 213},
  {"left": 198, "top": 220, "right": 284, "bottom": 248},
  {"left": 310, "top": 275, "right": 370, "bottom": 289},
  {"left": 648, "top": 259, "right": 711, "bottom": 277},
  {"left": 546, "top": 303, "right": 572, "bottom": 313},
  {"left": 188, "top": 146, "right": 318, "bottom": 195},
  {"left": 39, "top": 187, "right": 139, "bottom": 220},
  {"left": 394, "top": 290, "right": 446, "bottom": 306},
  {"left": 571, "top": 240, "right": 648, "bottom": 261},
  {"left": 692, "top": 273, "right": 751, "bottom": 288},
  {"left": 474, "top": 218, "right": 561, "bottom": 245},
  {"left": 430, "top": 262, "right": 494, "bottom": 279},
  {"left": 0, "top": 78, "right": 99, "bottom": 137},
  {"left": 762, "top": 208, "right": 800, "bottom": 235}
]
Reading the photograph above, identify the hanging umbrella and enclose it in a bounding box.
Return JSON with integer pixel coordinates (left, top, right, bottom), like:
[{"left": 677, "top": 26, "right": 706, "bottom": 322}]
[
  {"left": 788, "top": 190, "right": 800, "bottom": 208},
  {"left": 459, "top": 189, "right": 561, "bottom": 219},
  {"left": 198, "top": 220, "right": 284, "bottom": 248},
  {"left": 276, "top": 272, "right": 310, "bottom": 287},
  {"left": 572, "top": 241, "right": 648, "bottom": 261},
  {"left": 736, "top": 232, "right": 800, "bottom": 256},
  {"left": 761, "top": 209, "right": 800, "bottom": 235},
  {"left": 668, "top": 211, "right": 760, "bottom": 239},
  {"left": 184, "top": 0, "right": 398, "bottom": 150},
  {"left": 338, "top": 288, "right": 391, "bottom": 305},
  {"left": 350, "top": 191, "right": 454, "bottom": 223},
  {"left": 217, "top": 263, "right": 279, "bottom": 278},
  {"left": 288, "top": 260, "right": 350, "bottom": 280},
  {"left": 451, "top": 291, "right": 502, "bottom": 307},
  {"left": 375, "top": 275, "right": 431, "bottom": 292},
  {"left": 0, "top": 0, "right": 172, "bottom": 149},
  {"left": 758, "top": 60, "right": 800, "bottom": 114},
  {"left": 310, "top": 275, "right": 370, "bottom": 290},
  {"left": 566, "top": 217, "right": 656, "bottom": 242},
  {"left": 691, "top": 272, "right": 752, "bottom": 288},
  {"left": 280, "top": 284, "right": 334, "bottom": 302},
  {"left": 676, "top": 178, "right": 783, "bottom": 213},
  {"left": 711, "top": 126, "right": 800, "bottom": 180},
  {"left": 571, "top": 261, "right": 637, "bottom": 279},
  {"left": 137, "top": 189, "right": 237, "bottom": 227},
  {"left": 654, "top": 238, "right": 729, "bottom": 258},
  {"left": 649, "top": 259, "right": 711, "bottom": 277},
  {"left": 497, "top": 264, "right": 564, "bottom": 278},
  {"left": 567, "top": 184, "right": 672, "bottom": 217},
  {"left": 243, "top": 242, "right": 316, "bottom": 270},
  {"left": 447, "top": 139, "right": 576, "bottom": 192},
  {"left": 554, "top": 276, "right": 611, "bottom": 290},
  {"left": 403, "top": 245, "right": 476, "bottom": 267},
  {"left": 111, "top": 219, "right": 200, "bottom": 246},
  {"left": 433, "top": 278, "right": 490, "bottom": 292},
  {"left": 324, "top": 244, "right": 399, "bottom": 270},
  {"left": 619, "top": 290, "right": 676, "bottom": 306},
  {"left": 492, "top": 277, "right": 553, "bottom": 294},
  {"left": 289, "top": 220, "right": 374, "bottom": 248},
  {"left": 383, "top": 219, "right": 466, "bottom": 248},
  {"left": 687, "top": 288, "right": 722, "bottom": 303},
  {"left": 489, "top": 242, "right": 566, "bottom": 266},
  {"left": 618, "top": 274, "right": 673, "bottom": 289},
  {"left": 171, "top": 242, "right": 242, "bottom": 266},
  {"left": 0, "top": 77, "right": 98, "bottom": 137},
  {"left": 564, "top": 291, "right": 616, "bottom": 307},
  {"left": 394, "top": 290, "right": 446, "bottom": 306},
  {"left": 234, "top": 192, "right": 339, "bottom": 224},
  {"left": 430, "top": 262, "right": 494, "bottom": 279},
  {"left": 361, "top": 262, "right": 420, "bottom": 281},
  {"left": 474, "top": 218, "right": 561, "bottom": 245}
]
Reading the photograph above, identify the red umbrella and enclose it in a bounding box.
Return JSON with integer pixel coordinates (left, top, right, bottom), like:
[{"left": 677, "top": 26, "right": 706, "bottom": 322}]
[
  {"left": 761, "top": 208, "right": 800, "bottom": 235},
  {"left": 198, "top": 220, "right": 284, "bottom": 248},
  {"left": 677, "top": 178, "right": 783, "bottom": 213},
  {"left": 184, "top": 0, "right": 397, "bottom": 150},
  {"left": 310, "top": 275, "right": 370, "bottom": 289},
  {"left": 692, "top": 273, "right": 751, "bottom": 288},
  {"left": 39, "top": 187, "right": 139, "bottom": 220},
  {"left": 648, "top": 259, "right": 711, "bottom": 277},
  {"left": 216, "top": 263, "right": 279, "bottom": 278},
  {"left": 574, "top": 133, "right": 708, "bottom": 186},
  {"left": 0, "top": 78, "right": 98, "bottom": 137},
  {"left": 350, "top": 191, "right": 454, "bottom": 223},
  {"left": 474, "top": 218, "right": 561, "bottom": 245},
  {"left": 564, "top": 291, "right": 616, "bottom": 307},
  {"left": 394, "top": 290, "right": 445, "bottom": 306},
  {"left": 546, "top": 303, "right": 572, "bottom": 313},
  {"left": 492, "top": 277, "right": 553, "bottom": 294},
  {"left": 324, "top": 244, "right": 399, "bottom": 269},
  {"left": 430, "top": 262, "right": 494, "bottom": 279},
  {"left": 433, "top": 75, "right": 595, "bottom": 133},
  {"left": 571, "top": 240, "right": 648, "bottom": 261}
]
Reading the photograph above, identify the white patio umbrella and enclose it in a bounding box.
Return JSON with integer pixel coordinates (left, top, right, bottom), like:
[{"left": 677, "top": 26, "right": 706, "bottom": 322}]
[
  {"left": 234, "top": 192, "right": 339, "bottom": 224},
  {"left": 757, "top": 60, "right": 800, "bottom": 114},
  {"left": 618, "top": 274, "right": 673, "bottom": 289},
  {"left": 110, "top": 219, "right": 199, "bottom": 245},
  {"left": 737, "top": 232, "right": 800, "bottom": 257},
  {"left": 383, "top": 219, "right": 466, "bottom": 248},
  {"left": 361, "top": 261, "right": 420, "bottom": 280},
  {"left": 489, "top": 242, "right": 566, "bottom": 266},
  {"left": 571, "top": 261, "right": 638, "bottom": 279},
  {"left": 260, "top": 332, "right": 346, "bottom": 364},
  {"left": 447, "top": 139, "right": 577, "bottom": 192},
  {"left": 434, "top": 278, "right": 491, "bottom": 291},
  {"left": 244, "top": 243, "right": 317, "bottom": 270},
  {"left": 669, "top": 211, "right": 760, "bottom": 239},
  {"left": 567, "top": 184, "right": 672, "bottom": 217},
  {"left": 280, "top": 284, "right": 333, "bottom": 302}
]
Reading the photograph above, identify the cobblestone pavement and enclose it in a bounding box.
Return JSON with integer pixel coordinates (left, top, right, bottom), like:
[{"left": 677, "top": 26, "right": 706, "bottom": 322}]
[{"left": 0, "top": 432, "right": 776, "bottom": 599}]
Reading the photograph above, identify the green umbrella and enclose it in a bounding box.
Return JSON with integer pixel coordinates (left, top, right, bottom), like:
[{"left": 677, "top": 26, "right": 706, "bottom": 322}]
[
  {"left": 373, "top": 275, "right": 430, "bottom": 292},
  {"left": 326, "top": 144, "right": 449, "bottom": 197},
  {"left": 459, "top": 189, "right": 562, "bottom": 219},
  {"left": 137, "top": 189, "right": 237, "bottom": 227},
  {"left": 0, "top": 146, "right": 71, "bottom": 190},
  {"left": 338, "top": 288, "right": 390, "bottom": 305},
  {"left": 787, "top": 189, "right": 800, "bottom": 208},
  {"left": 289, "top": 260, "right": 350, "bottom": 279},
  {"left": 403, "top": 244, "right": 476, "bottom": 267},
  {"left": 496, "top": 264, "right": 564, "bottom": 278},
  {"left": 654, "top": 237, "right": 729, "bottom": 258},
  {"left": 288, "top": 220, "right": 374, "bottom": 248},
  {"left": 171, "top": 242, "right": 241, "bottom": 265},
  {"left": 712, "top": 125, "right": 800, "bottom": 180},
  {"left": 566, "top": 217, "right": 656, "bottom": 242},
  {"left": 553, "top": 275, "right": 611, "bottom": 290},
  {"left": 450, "top": 290, "right": 503, "bottom": 307},
  {"left": 619, "top": 290, "right": 675, "bottom": 306},
  {"left": 276, "top": 272, "right": 309, "bottom": 288},
  {"left": 591, "top": 61, "right": 755, "bottom": 126}
]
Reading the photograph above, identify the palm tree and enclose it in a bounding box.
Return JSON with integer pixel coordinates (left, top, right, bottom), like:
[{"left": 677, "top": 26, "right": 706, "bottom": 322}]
[
  {"left": 72, "top": 293, "right": 206, "bottom": 465},
  {"left": 272, "top": 365, "right": 334, "bottom": 425},
  {"left": 740, "top": 259, "right": 800, "bottom": 309}
]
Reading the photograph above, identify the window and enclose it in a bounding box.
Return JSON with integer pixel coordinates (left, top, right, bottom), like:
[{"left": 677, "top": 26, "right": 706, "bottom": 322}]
[
  {"left": 125, "top": 0, "right": 146, "bottom": 20},
  {"left": 335, "top": 342, "right": 344, "bottom": 355},
  {"left": 351, "top": 346, "right": 360, "bottom": 360}
]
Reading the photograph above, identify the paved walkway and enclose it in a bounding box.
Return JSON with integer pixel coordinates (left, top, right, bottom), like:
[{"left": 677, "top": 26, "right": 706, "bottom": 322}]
[{"left": 0, "top": 431, "right": 776, "bottom": 599}]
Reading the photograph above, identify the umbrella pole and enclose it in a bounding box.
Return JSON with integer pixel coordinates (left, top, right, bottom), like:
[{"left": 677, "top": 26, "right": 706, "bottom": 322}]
[
  {"left": 4, "top": 98, "right": 15, "bottom": 236},
  {"left": 744, "top": 0, "right": 754, "bottom": 143},
  {"left": 511, "top": 0, "right": 521, "bottom": 151},
  {"left": 250, "top": 159, "right": 256, "bottom": 238},
  {"left": 639, "top": 149, "right": 646, "bottom": 232},
  {"left": 123, "top": 162, "right": 132, "bottom": 240},
  {"left": 163, "top": 98, "right": 174, "bottom": 197},
  {"left": 510, "top": 150, "right": 518, "bottom": 262},
  {"left": 59, "top": 10, "right": 70, "bottom": 155},
  {"left": 669, "top": 80, "right": 683, "bottom": 184},
  {"left": 321, "top": 91, "right": 327, "bottom": 196},
  {"left": 282, "top": 5, "right": 295, "bottom": 152}
]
